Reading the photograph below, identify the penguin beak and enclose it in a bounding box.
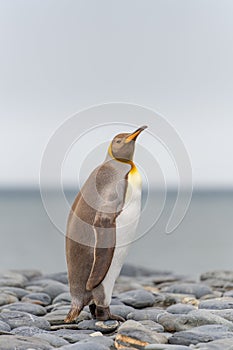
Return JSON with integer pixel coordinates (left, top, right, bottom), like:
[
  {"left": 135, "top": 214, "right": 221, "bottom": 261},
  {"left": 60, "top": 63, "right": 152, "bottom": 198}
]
[{"left": 125, "top": 125, "right": 148, "bottom": 143}]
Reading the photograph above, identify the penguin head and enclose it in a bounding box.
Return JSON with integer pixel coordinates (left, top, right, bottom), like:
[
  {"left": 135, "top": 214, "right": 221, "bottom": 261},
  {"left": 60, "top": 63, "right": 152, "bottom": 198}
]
[{"left": 109, "top": 125, "right": 147, "bottom": 161}]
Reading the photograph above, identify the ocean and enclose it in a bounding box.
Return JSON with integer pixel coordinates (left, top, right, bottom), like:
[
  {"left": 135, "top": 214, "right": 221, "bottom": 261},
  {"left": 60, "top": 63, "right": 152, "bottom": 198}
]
[{"left": 0, "top": 189, "right": 232, "bottom": 277}]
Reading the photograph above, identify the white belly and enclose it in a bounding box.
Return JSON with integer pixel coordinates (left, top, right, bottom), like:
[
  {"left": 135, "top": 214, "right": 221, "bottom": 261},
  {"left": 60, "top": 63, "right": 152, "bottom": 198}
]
[{"left": 101, "top": 170, "right": 142, "bottom": 305}]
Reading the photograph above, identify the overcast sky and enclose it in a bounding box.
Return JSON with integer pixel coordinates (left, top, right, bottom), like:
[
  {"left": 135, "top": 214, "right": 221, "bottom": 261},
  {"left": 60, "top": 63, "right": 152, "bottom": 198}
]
[{"left": 0, "top": 0, "right": 233, "bottom": 189}]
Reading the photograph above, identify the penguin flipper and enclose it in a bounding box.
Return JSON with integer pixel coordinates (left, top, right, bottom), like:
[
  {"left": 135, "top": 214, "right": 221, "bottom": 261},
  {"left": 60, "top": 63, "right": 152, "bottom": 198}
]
[{"left": 86, "top": 211, "right": 116, "bottom": 291}]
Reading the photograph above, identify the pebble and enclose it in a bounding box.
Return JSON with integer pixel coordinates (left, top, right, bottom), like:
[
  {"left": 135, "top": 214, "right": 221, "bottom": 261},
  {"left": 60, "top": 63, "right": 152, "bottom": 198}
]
[
  {"left": 161, "top": 283, "right": 212, "bottom": 299},
  {"left": 44, "top": 309, "right": 90, "bottom": 325},
  {"left": 169, "top": 325, "right": 233, "bottom": 346},
  {"left": 0, "top": 271, "right": 28, "bottom": 288},
  {"left": 78, "top": 334, "right": 114, "bottom": 348},
  {"left": 193, "top": 337, "right": 233, "bottom": 349},
  {"left": 22, "top": 292, "right": 51, "bottom": 306},
  {"left": 34, "top": 333, "right": 69, "bottom": 347},
  {"left": 26, "top": 279, "right": 69, "bottom": 299},
  {"left": 0, "top": 301, "right": 47, "bottom": 316},
  {"left": 0, "top": 287, "right": 28, "bottom": 299},
  {"left": 11, "top": 326, "right": 48, "bottom": 336},
  {"left": 145, "top": 345, "right": 191, "bottom": 350},
  {"left": 59, "top": 342, "right": 110, "bottom": 349},
  {"left": 77, "top": 319, "right": 119, "bottom": 333},
  {"left": 118, "top": 289, "right": 156, "bottom": 308},
  {"left": 0, "top": 335, "right": 52, "bottom": 349},
  {"left": 0, "top": 310, "right": 50, "bottom": 330},
  {"left": 200, "top": 270, "right": 233, "bottom": 282},
  {"left": 127, "top": 308, "right": 166, "bottom": 322},
  {"left": 199, "top": 297, "right": 233, "bottom": 310},
  {"left": 0, "top": 293, "right": 18, "bottom": 306},
  {"left": 108, "top": 304, "right": 134, "bottom": 319},
  {"left": 53, "top": 292, "right": 71, "bottom": 304},
  {"left": 52, "top": 329, "right": 93, "bottom": 343},
  {"left": 139, "top": 320, "right": 164, "bottom": 332},
  {"left": 166, "top": 303, "right": 196, "bottom": 314},
  {"left": 11, "top": 269, "right": 42, "bottom": 280},
  {"left": 115, "top": 320, "right": 167, "bottom": 348},
  {"left": 0, "top": 320, "right": 11, "bottom": 332},
  {"left": 35, "top": 272, "right": 68, "bottom": 284}
]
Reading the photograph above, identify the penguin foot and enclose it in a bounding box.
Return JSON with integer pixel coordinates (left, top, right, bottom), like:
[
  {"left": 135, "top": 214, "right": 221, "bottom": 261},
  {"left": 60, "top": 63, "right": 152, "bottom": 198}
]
[
  {"left": 89, "top": 303, "right": 97, "bottom": 319},
  {"left": 64, "top": 306, "right": 81, "bottom": 323},
  {"left": 96, "top": 306, "right": 125, "bottom": 322}
]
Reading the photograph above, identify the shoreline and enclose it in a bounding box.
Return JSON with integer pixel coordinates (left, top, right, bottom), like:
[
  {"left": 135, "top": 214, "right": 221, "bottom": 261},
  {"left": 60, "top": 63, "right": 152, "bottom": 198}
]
[{"left": 0, "top": 265, "right": 233, "bottom": 349}]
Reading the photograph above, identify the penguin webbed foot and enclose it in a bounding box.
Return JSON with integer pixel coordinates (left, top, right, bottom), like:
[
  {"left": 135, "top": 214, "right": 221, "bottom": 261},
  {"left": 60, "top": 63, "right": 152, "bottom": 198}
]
[
  {"left": 95, "top": 306, "right": 125, "bottom": 322},
  {"left": 64, "top": 305, "right": 82, "bottom": 323}
]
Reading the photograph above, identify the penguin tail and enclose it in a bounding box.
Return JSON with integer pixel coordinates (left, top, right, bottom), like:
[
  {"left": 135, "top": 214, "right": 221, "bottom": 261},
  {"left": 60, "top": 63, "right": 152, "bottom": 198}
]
[{"left": 64, "top": 305, "right": 82, "bottom": 323}]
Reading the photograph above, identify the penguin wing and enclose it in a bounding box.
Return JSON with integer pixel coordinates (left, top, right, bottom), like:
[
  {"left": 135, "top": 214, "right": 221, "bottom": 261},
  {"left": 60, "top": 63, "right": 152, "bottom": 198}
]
[{"left": 85, "top": 210, "right": 116, "bottom": 291}]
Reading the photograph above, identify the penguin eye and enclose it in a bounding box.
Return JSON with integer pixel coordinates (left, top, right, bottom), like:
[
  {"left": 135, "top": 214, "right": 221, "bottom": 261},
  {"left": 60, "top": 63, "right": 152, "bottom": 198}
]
[{"left": 116, "top": 140, "right": 121, "bottom": 144}]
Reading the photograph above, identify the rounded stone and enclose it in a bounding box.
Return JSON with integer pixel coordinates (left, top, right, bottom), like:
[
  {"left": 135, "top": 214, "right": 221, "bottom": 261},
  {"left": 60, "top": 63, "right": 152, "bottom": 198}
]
[
  {"left": 11, "top": 326, "right": 48, "bottom": 336},
  {"left": 0, "top": 302, "right": 47, "bottom": 316},
  {"left": 0, "top": 287, "right": 29, "bottom": 299},
  {"left": 0, "top": 310, "right": 50, "bottom": 330},
  {"left": 0, "top": 293, "right": 18, "bottom": 306},
  {"left": 199, "top": 297, "right": 233, "bottom": 310},
  {"left": 160, "top": 283, "right": 212, "bottom": 299},
  {"left": 59, "top": 342, "right": 110, "bottom": 349},
  {"left": 34, "top": 333, "right": 69, "bottom": 347},
  {"left": 118, "top": 289, "right": 156, "bottom": 308},
  {"left": 77, "top": 319, "right": 119, "bottom": 333},
  {"left": 0, "top": 335, "right": 52, "bottom": 350},
  {"left": 53, "top": 292, "right": 71, "bottom": 304},
  {"left": 167, "top": 303, "right": 196, "bottom": 314},
  {"left": 26, "top": 279, "right": 68, "bottom": 299},
  {"left": 0, "top": 320, "right": 11, "bottom": 332},
  {"left": 0, "top": 271, "right": 28, "bottom": 288},
  {"left": 127, "top": 308, "right": 166, "bottom": 322},
  {"left": 22, "top": 292, "right": 51, "bottom": 306}
]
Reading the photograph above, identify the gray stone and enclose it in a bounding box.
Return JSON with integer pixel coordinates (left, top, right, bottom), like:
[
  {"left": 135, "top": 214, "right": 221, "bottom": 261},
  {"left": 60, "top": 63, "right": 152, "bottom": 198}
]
[
  {"left": 118, "top": 289, "right": 156, "bottom": 308},
  {"left": 161, "top": 283, "right": 212, "bottom": 299},
  {"left": 11, "top": 269, "right": 42, "bottom": 280},
  {"left": 139, "top": 320, "right": 164, "bottom": 332},
  {"left": 0, "top": 293, "right": 18, "bottom": 306},
  {"left": 22, "top": 292, "right": 51, "bottom": 306},
  {"left": 0, "top": 310, "right": 50, "bottom": 330},
  {"left": 35, "top": 333, "right": 69, "bottom": 347},
  {"left": 169, "top": 325, "right": 233, "bottom": 346},
  {"left": 193, "top": 337, "right": 233, "bottom": 349},
  {"left": 0, "top": 335, "right": 52, "bottom": 349},
  {"left": 53, "top": 292, "right": 71, "bottom": 304},
  {"left": 26, "top": 279, "right": 69, "bottom": 299},
  {"left": 11, "top": 326, "right": 48, "bottom": 336},
  {"left": 120, "top": 263, "right": 168, "bottom": 277},
  {"left": 127, "top": 308, "right": 166, "bottom": 322},
  {"left": 34, "top": 272, "right": 68, "bottom": 284},
  {"left": 199, "top": 297, "right": 233, "bottom": 310},
  {"left": 209, "top": 309, "right": 233, "bottom": 322},
  {"left": 108, "top": 304, "right": 134, "bottom": 319},
  {"left": 77, "top": 319, "right": 119, "bottom": 333},
  {"left": 0, "top": 320, "right": 11, "bottom": 332},
  {"left": 52, "top": 329, "right": 93, "bottom": 343},
  {"left": 59, "top": 342, "right": 110, "bottom": 350},
  {"left": 0, "top": 287, "right": 28, "bottom": 299},
  {"left": 166, "top": 303, "right": 196, "bottom": 314},
  {"left": 0, "top": 271, "right": 28, "bottom": 288},
  {"left": 160, "top": 293, "right": 198, "bottom": 307},
  {"left": 0, "top": 301, "right": 47, "bottom": 315},
  {"left": 44, "top": 309, "right": 90, "bottom": 325},
  {"left": 115, "top": 320, "right": 167, "bottom": 348},
  {"left": 145, "top": 345, "right": 191, "bottom": 350},
  {"left": 157, "top": 310, "right": 233, "bottom": 332},
  {"left": 79, "top": 335, "right": 114, "bottom": 348},
  {"left": 200, "top": 270, "right": 233, "bottom": 282}
]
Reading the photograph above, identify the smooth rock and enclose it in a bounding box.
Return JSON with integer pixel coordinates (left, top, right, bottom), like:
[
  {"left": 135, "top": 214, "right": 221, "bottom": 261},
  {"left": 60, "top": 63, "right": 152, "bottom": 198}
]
[
  {"left": 108, "top": 305, "right": 134, "bottom": 319},
  {"left": 115, "top": 320, "right": 167, "bottom": 348},
  {"left": 209, "top": 309, "right": 233, "bottom": 322},
  {"left": 0, "top": 271, "right": 27, "bottom": 288},
  {"left": 79, "top": 335, "right": 114, "bottom": 348},
  {"left": 127, "top": 308, "right": 166, "bottom": 322},
  {"left": 157, "top": 310, "right": 233, "bottom": 332},
  {"left": 0, "top": 293, "right": 18, "bottom": 306},
  {"left": 169, "top": 325, "right": 233, "bottom": 346},
  {"left": 0, "top": 335, "right": 52, "bottom": 349},
  {"left": 0, "top": 320, "right": 11, "bottom": 332},
  {"left": 199, "top": 297, "right": 233, "bottom": 310},
  {"left": 120, "top": 264, "right": 167, "bottom": 277},
  {"left": 167, "top": 303, "right": 196, "bottom": 314},
  {"left": 52, "top": 329, "right": 93, "bottom": 343},
  {"left": 0, "top": 287, "right": 28, "bottom": 299},
  {"left": 35, "top": 333, "right": 69, "bottom": 347},
  {"left": 77, "top": 319, "right": 119, "bottom": 333},
  {"left": 11, "top": 269, "right": 42, "bottom": 280},
  {"left": 59, "top": 342, "right": 110, "bottom": 350},
  {"left": 11, "top": 326, "right": 48, "bottom": 336},
  {"left": 34, "top": 272, "right": 68, "bottom": 284},
  {"left": 26, "top": 279, "right": 68, "bottom": 299},
  {"left": 53, "top": 292, "right": 71, "bottom": 304},
  {"left": 200, "top": 270, "right": 233, "bottom": 282},
  {"left": 0, "top": 310, "right": 50, "bottom": 330},
  {"left": 161, "top": 293, "right": 198, "bottom": 307},
  {"left": 160, "top": 283, "right": 212, "bottom": 299},
  {"left": 193, "top": 337, "right": 233, "bottom": 349},
  {"left": 145, "top": 345, "right": 191, "bottom": 350},
  {"left": 22, "top": 292, "right": 51, "bottom": 306},
  {"left": 0, "top": 301, "right": 47, "bottom": 315},
  {"left": 119, "top": 289, "right": 156, "bottom": 308},
  {"left": 139, "top": 320, "right": 164, "bottom": 332}
]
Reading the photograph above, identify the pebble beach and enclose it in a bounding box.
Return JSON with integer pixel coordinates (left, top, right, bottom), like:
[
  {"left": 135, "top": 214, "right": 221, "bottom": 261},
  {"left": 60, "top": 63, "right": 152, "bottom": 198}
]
[{"left": 1, "top": 265, "right": 233, "bottom": 349}]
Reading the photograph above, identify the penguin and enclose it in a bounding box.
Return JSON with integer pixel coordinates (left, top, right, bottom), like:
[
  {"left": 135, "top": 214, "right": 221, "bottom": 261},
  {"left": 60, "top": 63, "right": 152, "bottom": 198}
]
[{"left": 65, "top": 125, "right": 147, "bottom": 323}]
